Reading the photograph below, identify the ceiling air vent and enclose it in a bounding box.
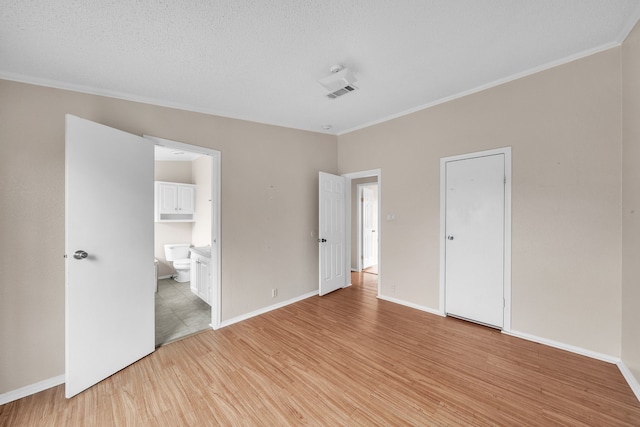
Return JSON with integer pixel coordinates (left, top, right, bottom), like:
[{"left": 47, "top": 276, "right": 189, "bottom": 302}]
[
  {"left": 318, "top": 66, "right": 358, "bottom": 99},
  {"left": 326, "top": 84, "right": 358, "bottom": 99}
]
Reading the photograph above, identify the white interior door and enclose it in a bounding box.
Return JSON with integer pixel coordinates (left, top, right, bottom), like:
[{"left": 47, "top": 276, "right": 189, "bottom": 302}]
[
  {"left": 361, "top": 186, "right": 376, "bottom": 269},
  {"left": 319, "top": 172, "right": 346, "bottom": 296},
  {"left": 65, "top": 115, "right": 155, "bottom": 398},
  {"left": 444, "top": 154, "right": 505, "bottom": 328}
]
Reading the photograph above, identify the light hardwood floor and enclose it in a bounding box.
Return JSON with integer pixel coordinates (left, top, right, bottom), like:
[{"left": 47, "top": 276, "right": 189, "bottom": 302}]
[{"left": 2, "top": 272, "right": 640, "bottom": 426}]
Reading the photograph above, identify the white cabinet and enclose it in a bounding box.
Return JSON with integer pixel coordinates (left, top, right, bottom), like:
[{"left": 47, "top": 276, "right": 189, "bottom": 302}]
[
  {"left": 190, "top": 252, "right": 211, "bottom": 305},
  {"left": 177, "top": 186, "right": 195, "bottom": 213},
  {"left": 155, "top": 181, "right": 196, "bottom": 222}
]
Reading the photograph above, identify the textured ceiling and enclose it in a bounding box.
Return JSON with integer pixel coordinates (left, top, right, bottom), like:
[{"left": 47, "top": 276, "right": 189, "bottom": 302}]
[{"left": 1, "top": 1, "right": 640, "bottom": 135}]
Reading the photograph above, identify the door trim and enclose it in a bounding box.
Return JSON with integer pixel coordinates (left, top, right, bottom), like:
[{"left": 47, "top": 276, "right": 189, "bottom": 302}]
[
  {"left": 343, "top": 169, "right": 382, "bottom": 296},
  {"left": 439, "top": 147, "right": 511, "bottom": 331},
  {"left": 144, "top": 135, "right": 222, "bottom": 330}
]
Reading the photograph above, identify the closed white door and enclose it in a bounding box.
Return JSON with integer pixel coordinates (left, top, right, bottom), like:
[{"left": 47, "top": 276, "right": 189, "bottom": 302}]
[
  {"left": 319, "top": 172, "right": 346, "bottom": 296},
  {"left": 445, "top": 154, "right": 505, "bottom": 328},
  {"left": 362, "top": 186, "right": 376, "bottom": 269},
  {"left": 65, "top": 115, "right": 155, "bottom": 398}
]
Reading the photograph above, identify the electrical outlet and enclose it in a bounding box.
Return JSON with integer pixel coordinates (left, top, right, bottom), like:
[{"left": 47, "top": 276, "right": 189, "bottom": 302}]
[{"left": 271, "top": 288, "right": 278, "bottom": 298}]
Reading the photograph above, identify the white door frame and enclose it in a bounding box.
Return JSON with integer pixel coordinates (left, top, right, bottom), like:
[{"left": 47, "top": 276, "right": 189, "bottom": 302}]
[
  {"left": 439, "top": 147, "right": 511, "bottom": 331},
  {"left": 144, "top": 135, "right": 222, "bottom": 330},
  {"left": 343, "top": 169, "right": 382, "bottom": 296},
  {"left": 357, "top": 183, "right": 378, "bottom": 271}
]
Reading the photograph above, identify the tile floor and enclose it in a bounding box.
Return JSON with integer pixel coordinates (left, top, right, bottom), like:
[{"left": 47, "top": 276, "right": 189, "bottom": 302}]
[{"left": 155, "top": 278, "right": 211, "bottom": 346}]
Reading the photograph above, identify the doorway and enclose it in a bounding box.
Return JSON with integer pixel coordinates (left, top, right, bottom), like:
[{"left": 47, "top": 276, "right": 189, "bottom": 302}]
[
  {"left": 357, "top": 182, "right": 379, "bottom": 274},
  {"left": 145, "top": 135, "right": 222, "bottom": 343},
  {"left": 439, "top": 147, "right": 511, "bottom": 330},
  {"left": 344, "top": 169, "right": 382, "bottom": 295}
]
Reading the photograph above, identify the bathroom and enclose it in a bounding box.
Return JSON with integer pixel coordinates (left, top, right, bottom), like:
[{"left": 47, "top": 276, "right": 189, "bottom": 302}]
[{"left": 154, "top": 144, "right": 213, "bottom": 346}]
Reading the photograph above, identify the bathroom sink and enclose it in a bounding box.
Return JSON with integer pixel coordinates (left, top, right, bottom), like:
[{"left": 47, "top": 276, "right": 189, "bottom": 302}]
[{"left": 190, "top": 245, "right": 211, "bottom": 258}]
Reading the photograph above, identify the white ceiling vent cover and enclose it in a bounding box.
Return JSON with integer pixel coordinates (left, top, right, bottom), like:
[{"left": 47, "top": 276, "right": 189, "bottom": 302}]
[{"left": 318, "top": 67, "right": 358, "bottom": 99}]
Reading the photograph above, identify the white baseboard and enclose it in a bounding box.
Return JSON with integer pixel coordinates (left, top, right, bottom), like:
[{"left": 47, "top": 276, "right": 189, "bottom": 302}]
[
  {"left": 219, "top": 290, "right": 318, "bottom": 328},
  {"left": 158, "top": 274, "right": 173, "bottom": 280},
  {"left": 0, "top": 374, "right": 65, "bottom": 405},
  {"left": 618, "top": 361, "right": 640, "bottom": 402},
  {"left": 377, "top": 294, "right": 445, "bottom": 317},
  {"left": 502, "top": 329, "right": 620, "bottom": 364}
]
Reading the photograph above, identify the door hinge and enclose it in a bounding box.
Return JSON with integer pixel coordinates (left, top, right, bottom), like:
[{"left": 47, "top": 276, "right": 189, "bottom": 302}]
[
  {"left": 503, "top": 298, "right": 506, "bottom": 308},
  {"left": 504, "top": 176, "right": 507, "bottom": 184}
]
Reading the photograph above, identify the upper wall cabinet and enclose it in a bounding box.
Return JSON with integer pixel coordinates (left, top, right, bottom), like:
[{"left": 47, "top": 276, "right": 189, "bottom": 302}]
[{"left": 155, "top": 181, "right": 196, "bottom": 222}]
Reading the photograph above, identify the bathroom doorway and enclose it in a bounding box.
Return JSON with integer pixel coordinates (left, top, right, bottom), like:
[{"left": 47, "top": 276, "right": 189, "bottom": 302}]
[{"left": 148, "top": 135, "right": 221, "bottom": 346}]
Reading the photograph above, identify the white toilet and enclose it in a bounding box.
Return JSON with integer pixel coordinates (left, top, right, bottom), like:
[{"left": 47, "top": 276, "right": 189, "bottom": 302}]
[{"left": 163, "top": 243, "right": 191, "bottom": 283}]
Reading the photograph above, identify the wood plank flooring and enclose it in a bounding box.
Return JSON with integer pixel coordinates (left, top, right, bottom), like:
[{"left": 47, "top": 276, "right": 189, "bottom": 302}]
[{"left": 2, "top": 272, "right": 640, "bottom": 426}]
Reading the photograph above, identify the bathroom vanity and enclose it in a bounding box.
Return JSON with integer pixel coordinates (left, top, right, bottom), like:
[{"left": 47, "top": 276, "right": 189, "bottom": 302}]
[{"left": 190, "top": 246, "right": 212, "bottom": 305}]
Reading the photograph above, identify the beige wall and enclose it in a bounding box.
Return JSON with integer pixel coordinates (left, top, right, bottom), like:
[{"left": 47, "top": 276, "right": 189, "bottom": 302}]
[
  {"left": 338, "top": 48, "right": 623, "bottom": 357},
  {"left": 622, "top": 21, "right": 640, "bottom": 383},
  {"left": 191, "top": 156, "right": 212, "bottom": 248},
  {"left": 154, "top": 161, "right": 193, "bottom": 277},
  {"left": 0, "top": 80, "right": 337, "bottom": 394}
]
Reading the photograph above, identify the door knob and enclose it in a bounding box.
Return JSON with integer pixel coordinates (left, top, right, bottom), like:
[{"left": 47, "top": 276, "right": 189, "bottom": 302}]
[
  {"left": 447, "top": 235, "right": 454, "bottom": 240},
  {"left": 73, "top": 250, "right": 89, "bottom": 260}
]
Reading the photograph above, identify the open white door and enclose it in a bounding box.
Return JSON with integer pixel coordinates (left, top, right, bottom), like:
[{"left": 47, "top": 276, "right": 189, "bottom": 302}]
[
  {"left": 65, "top": 115, "right": 155, "bottom": 398},
  {"left": 319, "top": 172, "right": 346, "bottom": 296}
]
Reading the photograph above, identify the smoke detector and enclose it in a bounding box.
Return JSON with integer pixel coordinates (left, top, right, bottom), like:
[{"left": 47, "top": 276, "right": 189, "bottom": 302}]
[{"left": 318, "top": 65, "right": 358, "bottom": 99}]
